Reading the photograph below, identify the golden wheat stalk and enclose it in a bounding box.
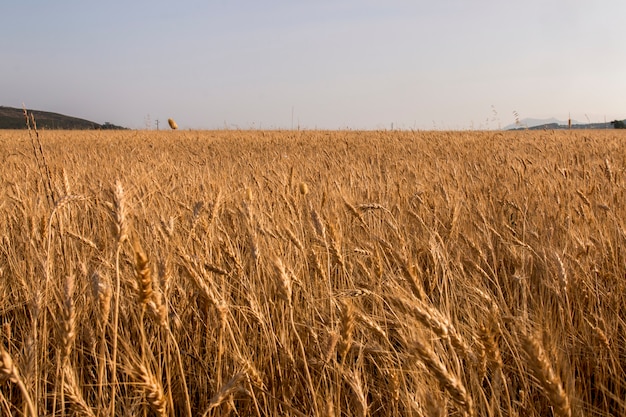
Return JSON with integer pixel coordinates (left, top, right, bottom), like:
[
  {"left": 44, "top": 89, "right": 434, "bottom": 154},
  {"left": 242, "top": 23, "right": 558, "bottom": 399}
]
[
  {"left": 132, "top": 236, "right": 154, "bottom": 307},
  {"left": 168, "top": 118, "right": 178, "bottom": 130},
  {"left": 338, "top": 300, "right": 356, "bottom": 363},
  {"left": 309, "top": 247, "right": 325, "bottom": 279},
  {"left": 342, "top": 196, "right": 366, "bottom": 227},
  {"left": 310, "top": 208, "right": 326, "bottom": 240},
  {"left": 237, "top": 356, "right": 265, "bottom": 390},
  {"left": 273, "top": 257, "right": 293, "bottom": 306},
  {"left": 220, "top": 237, "right": 244, "bottom": 274},
  {"left": 112, "top": 180, "right": 128, "bottom": 244},
  {"left": 179, "top": 255, "right": 228, "bottom": 336},
  {"left": 202, "top": 372, "right": 245, "bottom": 416},
  {"left": 91, "top": 271, "right": 112, "bottom": 410},
  {"left": 91, "top": 271, "right": 112, "bottom": 326},
  {"left": 344, "top": 369, "right": 368, "bottom": 417},
  {"left": 135, "top": 362, "right": 168, "bottom": 417},
  {"left": 521, "top": 333, "right": 572, "bottom": 417},
  {"left": 208, "top": 190, "right": 222, "bottom": 229},
  {"left": 353, "top": 308, "right": 387, "bottom": 340},
  {"left": 285, "top": 227, "right": 304, "bottom": 252},
  {"left": 327, "top": 222, "right": 345, "bottom": 269},
  {"left": 412, "top": 338, "right": 474, "bottom": 417},
  {"left": 393, "top": 296, "right": 473, "bottom": 360},
  {"left": 109, "top": 179, "right": 128, "bottom": 417},
  {"left": 1, "top": 348, "right": 36, "bottom": 416},
  {"left": 273, "top": 255, "right": 320, "bottom": 415},
  {"left": 357, "top": 202, "right": 391, "bottom": 213},
  {"left": 479, "top": 323, "right": 503, "bottom": 373},
  {"left": 60, "top": 274, "right": 77, "bottom": 364},
  {"left": 378, "top": 240, "right": 426, "bottom": 301},
  {"left": 66, "top": 230, "right": 98, "bottom": 250},
  {"left": 63, "top": 367, "right": 97, "bottom": 417},
  {"left": 583, "top": 317, "right": 610, "bottom": 350}
]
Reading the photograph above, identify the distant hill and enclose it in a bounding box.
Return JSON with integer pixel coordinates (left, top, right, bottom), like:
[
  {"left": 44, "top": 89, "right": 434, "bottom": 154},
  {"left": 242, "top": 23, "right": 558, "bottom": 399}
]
[
  {"left": 504, "top": 118, "right": 575, "bottom": 130},
  {"left": 505, "top": 117, "right": 617, "bottom": 130},
  {"left": 0, "top": 106, "right": 126, "bottom": 130}
]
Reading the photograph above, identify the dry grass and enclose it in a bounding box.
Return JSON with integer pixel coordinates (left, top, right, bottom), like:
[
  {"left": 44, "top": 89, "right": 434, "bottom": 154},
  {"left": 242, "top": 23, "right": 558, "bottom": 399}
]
[{"left": 0, "top": 128, "right": 625, "bottom": 416}]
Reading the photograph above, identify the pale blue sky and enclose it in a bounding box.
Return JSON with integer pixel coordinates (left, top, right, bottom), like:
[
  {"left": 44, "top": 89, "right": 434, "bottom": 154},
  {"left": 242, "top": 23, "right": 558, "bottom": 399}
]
[{"left": 2, "top": 1, "right": 625, "bottom": 129}]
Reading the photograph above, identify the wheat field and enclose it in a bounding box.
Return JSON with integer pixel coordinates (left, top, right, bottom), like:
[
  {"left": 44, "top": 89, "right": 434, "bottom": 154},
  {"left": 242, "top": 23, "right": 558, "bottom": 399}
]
[{"left": 0, "top": 128, "right": 625, "bottom": 416}]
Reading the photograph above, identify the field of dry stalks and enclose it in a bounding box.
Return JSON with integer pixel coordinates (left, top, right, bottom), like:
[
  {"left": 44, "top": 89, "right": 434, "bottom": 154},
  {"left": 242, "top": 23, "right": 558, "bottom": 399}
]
[{"left": 0, "top": 128, "right": 625, "bottom": 416}]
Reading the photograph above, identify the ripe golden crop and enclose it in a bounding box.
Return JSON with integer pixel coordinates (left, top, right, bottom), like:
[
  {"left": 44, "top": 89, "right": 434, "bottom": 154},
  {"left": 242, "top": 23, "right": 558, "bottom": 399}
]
[{"left": 1, "top": 128, "right": 624, "bottom": 416}]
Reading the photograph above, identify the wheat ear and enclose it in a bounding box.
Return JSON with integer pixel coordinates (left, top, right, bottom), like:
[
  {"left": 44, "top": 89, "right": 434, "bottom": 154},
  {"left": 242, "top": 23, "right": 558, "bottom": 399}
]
[
  {"left": 202, "top": 372, "right": 245, "bottom": 416},
  {"left": 338, "top": 299, "right": 356, "bottom": 364},
  {"left": 135, "top": 362, "right": 168, "bottom": 417},
  {"left": 273, "top": 257, "right": 320, "bottom": 416},
  {"left": 1, "top": 348, "right": 36, "bottom": 416},
  {"left": 63, "top": 367, "right": 97, "bottom": 417},
  {"left": 412, "top": 338, "right": 474, "bottom": 417},
  {"left": 521, "top": 333, "right": 572, "bottom": 417},
  {"left": 109, "top": 179, "right": 127, "bottom": 417},
  {"left": 327, "top": 222, "right": 345, "bottom": 270},
  {"left": 60, "top": 274, "right": 77, "bottom": 365},
  {"left": 393, "top": 296, "right": 473, "bottom": 360}
]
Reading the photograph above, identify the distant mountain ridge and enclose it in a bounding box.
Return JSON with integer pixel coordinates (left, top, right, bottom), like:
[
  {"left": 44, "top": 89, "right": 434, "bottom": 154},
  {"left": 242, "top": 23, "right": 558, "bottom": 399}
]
[
  {"left": 505, "top": 118, "right": 564, "bottom": 129},
  {"left": 505, "top": 117, "right": 619, "bottom": 130},
  {"left": 0, "top": 106, "right": 125, "bottom": 130}
]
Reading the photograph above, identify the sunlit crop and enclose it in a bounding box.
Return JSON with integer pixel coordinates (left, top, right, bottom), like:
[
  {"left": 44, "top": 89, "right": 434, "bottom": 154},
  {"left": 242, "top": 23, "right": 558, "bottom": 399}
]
[{"left": 1, "top": 128, "right": 624, "bottom": 416}]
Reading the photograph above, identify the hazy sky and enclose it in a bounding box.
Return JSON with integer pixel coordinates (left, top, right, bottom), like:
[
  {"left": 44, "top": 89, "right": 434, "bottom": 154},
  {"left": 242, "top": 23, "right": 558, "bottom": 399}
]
[{"left": 2, "top": 1, "right": 626, "bottom": 130}]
